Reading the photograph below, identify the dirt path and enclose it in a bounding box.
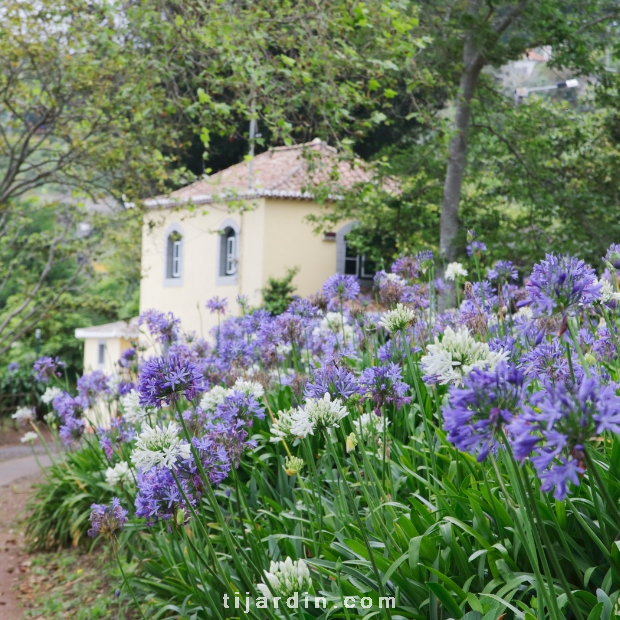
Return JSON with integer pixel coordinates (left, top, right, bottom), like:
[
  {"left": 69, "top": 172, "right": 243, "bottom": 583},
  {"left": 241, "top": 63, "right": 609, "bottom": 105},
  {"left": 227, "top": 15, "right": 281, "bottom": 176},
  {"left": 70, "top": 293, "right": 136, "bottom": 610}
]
[{"left": 0, "top": 472, "right": 42, "bottom": 619}]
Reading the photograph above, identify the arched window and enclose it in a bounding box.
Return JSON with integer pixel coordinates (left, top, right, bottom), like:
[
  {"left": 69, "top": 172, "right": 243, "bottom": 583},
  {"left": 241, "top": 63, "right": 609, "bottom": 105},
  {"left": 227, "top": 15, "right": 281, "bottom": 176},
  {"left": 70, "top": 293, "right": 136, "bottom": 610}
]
[
  {"left": 219, "top": 227, "right": 237, "bottom": 277},
  {"left": 166, "top": 231, "right": 183, "bottom": 279}
]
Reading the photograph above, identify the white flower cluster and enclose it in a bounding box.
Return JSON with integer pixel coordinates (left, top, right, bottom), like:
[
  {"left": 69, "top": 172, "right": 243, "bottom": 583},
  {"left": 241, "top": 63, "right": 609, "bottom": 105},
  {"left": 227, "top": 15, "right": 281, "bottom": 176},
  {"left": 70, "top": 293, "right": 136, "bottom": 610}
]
[
  {"left": 444, "top": 262, "right": 468, "bottom": 281},
  {"left": 271, "top": 394, "right": 348, "bottom": 443},
  {"left": 41, "top": 386, "right": 62, "bottom": 404},
  {"left": 378, "top": 303, "right": 416, "bottom": 333},
  {"left": 12, "top": 406, "right": 34, "bottom": 423},
  {"left": 105, "top": 461, "right": 132, "bottom": 486},
  {"left": 121, "top": 390, "right": 148, "bottom": 424},
  {"left": 200, "top": 378, "right": 265, "bottom": 413},
  {"left": 312, "top": 312, "right": 357, "bottom": 343},
  {"left": 420, "top": 326, "right": 508, "bottom": 385},
  {"left": 21, "top": 431, "right": 38, "bottom": 443},
  {"left": 131, "top": 422, "right": 191, "bottom": 472},
  {"left": 353, "top": 413, "right": 390, "bottom": 438},
  {"left": 598, "top": 279, "right": 620, "bottom": 304},
  {"left": 256, "top": 558, "right": 312, "bottom": 600}
]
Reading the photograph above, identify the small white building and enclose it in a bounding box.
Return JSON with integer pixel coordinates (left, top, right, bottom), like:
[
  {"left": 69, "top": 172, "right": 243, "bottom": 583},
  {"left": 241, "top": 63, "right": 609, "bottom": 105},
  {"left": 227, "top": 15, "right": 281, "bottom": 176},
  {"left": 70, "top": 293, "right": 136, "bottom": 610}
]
[{"left": 75, "top": 319, "right": 139, "bottom": 375}]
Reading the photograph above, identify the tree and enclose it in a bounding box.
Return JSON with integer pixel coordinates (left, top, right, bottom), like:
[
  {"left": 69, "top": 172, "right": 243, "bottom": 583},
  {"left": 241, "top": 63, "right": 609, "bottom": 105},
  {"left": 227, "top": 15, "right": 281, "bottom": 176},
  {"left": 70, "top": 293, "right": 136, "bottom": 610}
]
[{"left": 0, "top": 0, "right": 183, "bottom": 353}]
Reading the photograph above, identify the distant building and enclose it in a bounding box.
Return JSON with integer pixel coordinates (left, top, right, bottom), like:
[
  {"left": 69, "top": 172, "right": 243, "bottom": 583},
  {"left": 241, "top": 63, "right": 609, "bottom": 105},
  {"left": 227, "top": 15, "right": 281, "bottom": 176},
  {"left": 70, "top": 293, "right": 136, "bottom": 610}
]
[{"left": 139, "top": 139, "right": 373, "bottom": 336}]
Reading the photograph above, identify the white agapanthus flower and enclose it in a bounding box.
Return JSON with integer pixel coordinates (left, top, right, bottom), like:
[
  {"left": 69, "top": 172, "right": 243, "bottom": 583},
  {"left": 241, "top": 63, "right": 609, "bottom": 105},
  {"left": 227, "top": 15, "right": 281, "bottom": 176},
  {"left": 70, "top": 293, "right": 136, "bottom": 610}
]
[
  {"left": 121, "top": 390, "right": 148, "bottom": 423},
  {"left": 516, "top": 305, "right": 533, "bottom": 320},
  {"left": 353, "top": 413, "right": 390, "bottom": 437},
  {"left": 21, "top": 431, "right": 38, "bottom": 443},
  {"left": 444, "top": 262, "right": 468, "bottom": 281},
  {"left": 313, "top": 312, "right": 356, "bottom": 342},
  {"left": 270, "top": 408, "right": 297, "bottom": 443},
  {"left": 420, "top": 326, "right": 508, "bottom": 385},
  {"left": 105, "top": 461, "right": 132, "bottom": 486},
  {"left": 256, "top": 558, "right": 312, "bottom": 600},
  {"left": 199, "top": 385, "right": 229, "bottom": 412},
  {"left": 41, "top": 386, "right": 62, "bottom": 405},
  {"left": 290, "top": 393, "right": 349, "bottom": 439},
  {"left": 233, "top": 378, "right": 265, "bottom": 400},
  {"left": 378, "top": 303, "right": 416, "bottom": 333},
  {"left": 131, "top": 422, "right": 191, "bottom": 472},
  {"left": 598, "top": 279, "right": 620, "bottom": 304},
  {"left": 12, "top": 406, "right": 34, "bottom": 422}
]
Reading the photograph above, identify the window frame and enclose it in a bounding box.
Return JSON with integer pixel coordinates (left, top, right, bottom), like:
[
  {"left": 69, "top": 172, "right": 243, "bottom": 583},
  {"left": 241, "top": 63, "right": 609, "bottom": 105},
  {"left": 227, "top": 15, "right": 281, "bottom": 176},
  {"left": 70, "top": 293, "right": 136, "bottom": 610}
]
[
  {"left": 216, "top": 218, "right": 240, "bottom": 286},
  {"left": 163, "top": 224, "right": 184, "bottom": 287}
]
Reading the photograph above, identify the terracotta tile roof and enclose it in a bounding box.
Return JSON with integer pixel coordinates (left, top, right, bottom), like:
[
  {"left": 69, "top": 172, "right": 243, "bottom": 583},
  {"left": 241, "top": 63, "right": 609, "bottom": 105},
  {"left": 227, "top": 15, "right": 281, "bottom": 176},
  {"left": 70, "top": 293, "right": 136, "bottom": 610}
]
[{"left": 145, "top": 139, "right": 372, "bottom": 207}]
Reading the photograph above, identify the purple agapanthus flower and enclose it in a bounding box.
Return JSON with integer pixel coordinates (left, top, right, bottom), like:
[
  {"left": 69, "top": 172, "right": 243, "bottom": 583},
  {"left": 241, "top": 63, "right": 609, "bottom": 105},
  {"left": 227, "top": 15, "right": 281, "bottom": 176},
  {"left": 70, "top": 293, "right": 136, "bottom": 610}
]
[
  {"left": 358, "top": 363, "right": 411, "bottom": 415},
  {"left": 466, "top": 241, "right": 487, "bottom": 257},
  {"left": 119, "top": 348, "right": 137, "bottom": 368},
  {"left": 487, "top": 260, "right": 518, "bottom": 283},
  {"left": 8, "top": 362, "right": 19, "bottom": 373},
  {"left": 391, "top": 256, "right": 419, "bottom": 281},
  {"left": 213, "top": 391, "right": 264, "bottom": 427},
  {"left": 88, "top": 498, "right": 128, "bottom": 538},
  {"left": 52, "top": 391, "right": 81, "bottom": 420},
  {"left": 522, "top": 339, "right": 582, "bottom": 387},
  {"left": 444, "top": 363, "right": 525, "bottom": 462},
  {"left": 604, "top": 243, "right": 620, "bottom": 270},
  {"left": 374, "top": 270, "right": 407, "bottom": 305},
  {"left": 33, "top": 356, "right": 65, "bottom": 383},
  {"left": 508, "top": 374, "right": 620, "bottom": 499},
  {"left": 305, "top": 364, "right": 362, "bottom": 400},
  {"left": 139, "top": 309, "right": 181, "bottom": 344},
  {"left": 519, "top": 254, "right": 601, "bottom": 317},
  {"left": 117, "top": 381, "right": 136, "bottom": 396},
  {"left": 135, "top": 467, "right": 193, "bottom": 525},
  {"left": 139, "top": 355, "right": 206, "bottom": 408},
  {"left": 415, "top": 250, "right": 434, "bottom": 273},
  {"left": 59, "top": 416, "right": 86, "bottom": 445},
  {"left": 77, "top": 371, "right": 110, "bottom": 408},
  {"left": 177, "top": 434, "right": 231, "bottom": 486},
  {"left": 206, "top": 296, "right": 228, "bottom": 315},
  {"left": 98, "top": 418, "right": 137, "bottom": 459},
  {"left": 323, "top": 274, "right": 360, "bottom": 302}
]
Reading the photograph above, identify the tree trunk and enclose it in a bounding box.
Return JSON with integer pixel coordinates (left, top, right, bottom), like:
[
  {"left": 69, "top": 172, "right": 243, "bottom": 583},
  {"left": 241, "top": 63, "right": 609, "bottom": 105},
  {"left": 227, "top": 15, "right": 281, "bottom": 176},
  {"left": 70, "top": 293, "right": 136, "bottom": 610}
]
[{"left": 438, "top": 0, "right": 485, "bottom": 309}]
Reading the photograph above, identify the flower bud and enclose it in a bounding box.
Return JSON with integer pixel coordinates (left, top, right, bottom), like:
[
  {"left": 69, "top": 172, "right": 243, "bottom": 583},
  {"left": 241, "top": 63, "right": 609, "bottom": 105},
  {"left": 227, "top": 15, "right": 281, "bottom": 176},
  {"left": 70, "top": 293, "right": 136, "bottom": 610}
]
[{"left": 345, "top": 432, "right": 358, "bottom": 453}]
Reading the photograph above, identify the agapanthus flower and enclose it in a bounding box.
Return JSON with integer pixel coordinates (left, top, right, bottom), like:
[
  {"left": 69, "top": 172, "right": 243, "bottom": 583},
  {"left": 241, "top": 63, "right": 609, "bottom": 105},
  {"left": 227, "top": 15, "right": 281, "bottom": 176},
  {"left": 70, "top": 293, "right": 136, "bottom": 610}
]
[
  {"left": 119, "top": 348, "right": 137, "bottom": 368},
  {"left": 508, "top": 374, "right": 620, "bottom": 499},
  {"left": 323, "top": 274, "right": 360, "bottom": 302},
  {"left": 444, "top": 363, "right": 525, "bottom": 462},
  {"left": 200, "top": 385, "right": 229, "bottom": 413},
  {"left": 121, "top": 389, "right": 148, "bottom": 423},
  {"left": 598, "top": 279, "right": 620, "bottom": 305},
  {"left": 206, "top": 425, "right": 252, "bottom": 468},
  {"left": 391, "top": 256, "right": 418, "bottom": 281},
  {"left": 232, "top": 377, "right": 265, "bottom": 400},
  {"left": 290, "top": 393, "right": 349, "bottom": 438},
  {"left": 466, "top": 241, "right": 487, "bottom": 257},
  {"left": 59, "top": 416, "right": 86, "bottom": 445},
  {"left": 520, "top": 254, "right": 601, "bottom": 317},
  {"left": 421, "top": 327, "right": 508, "bottom": 385},
  {"left": 523, "top": 339, "right": 582, "bottom": 387},
  {"left": 139, "top": 354, "right": 206, "bottom": 407},
  {"left": 88, "top": 498, "right": 128, "bottom": 538},
  {"left": 214, "top": 391, "right": 264, "bottom": 426},
  {"left": 33, "top": 356, "right": 65, "bottom": 383},
  {"left": 487, "top": 260, "right": 518, "bottom": 283},
  {"left": 77, "top": 370, "right": 110, "bottom": 408},
  {"left": 304, "top": 364, "right": 362, "bottom": 400},
  {"left": 41, "top": 386, "right": 62, "bottom": 405},
  {"left": 284, "top": 456, "right": 304, "bottom": 476},
  {"left": 135, "top": 466, "right": 193, "bottom": 525},
  {"left": 12, "top": 406, "right": 34, "bottom": 424},
  {"left": 603, "top": 243, "right": 620, "bottom": 270},
  {"left": 353, "top": 412, "right": 390, "bottom": 438},
  {"left": 378, "top": 303, "right": 416, "bottom": 333},
  {"left": 21, "top": 431, "right": 38, "bottom": 443},
  {"left": 416, "top": 250, "right": 434, "bottom": 273},
  {"left": 131, "top": 422, "right": 191, "bottom": 472},
  {"left": 445, "top": 262, "right": 468, "bottom": 281},
  {"left": 206, "top": 296, "right": 228, "bottom": 315},
  {"left": 98, "top": 418, "right": 136, "bottom": 459},
  {"left": 139, "top": 309, "right": 181, "bottom": 344},
  {"left": 374, "top": 270, "right": 407, "bottom": 305},
  {"left": 176, "top": 434, "right": 231, "bottom": 486},
  {"left": 270, "top": 408, "right": 297, "bottom": 444},
  {"left": 358, "top": 363, "right": 411, "bottom": 415},
  {"left": 257, "top": 558, "right": 312, "bottom": 600},
  {"left": 8, "top": 362, "right": 19, "bottom": 373},
  {"left": 105, "top": 461, "right": 132, "bottom": 486}
]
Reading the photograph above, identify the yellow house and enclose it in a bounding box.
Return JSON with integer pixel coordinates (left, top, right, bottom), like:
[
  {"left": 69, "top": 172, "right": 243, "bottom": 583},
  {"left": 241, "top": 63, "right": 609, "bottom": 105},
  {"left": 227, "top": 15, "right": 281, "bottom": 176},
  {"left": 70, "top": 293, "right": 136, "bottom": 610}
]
[
  {"left": 139, "top": 139, "right": 372, "bottom": 336},
  {"left": 75, "top": 319, "right": 139, "bottom": 375}
]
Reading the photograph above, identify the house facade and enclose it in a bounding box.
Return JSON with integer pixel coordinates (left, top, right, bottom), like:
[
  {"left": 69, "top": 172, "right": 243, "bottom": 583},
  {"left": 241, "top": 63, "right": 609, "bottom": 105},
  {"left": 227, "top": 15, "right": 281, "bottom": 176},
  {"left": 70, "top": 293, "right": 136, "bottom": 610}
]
[{"left": 139, "top": 139, "right": 371, "bottom": 336}]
